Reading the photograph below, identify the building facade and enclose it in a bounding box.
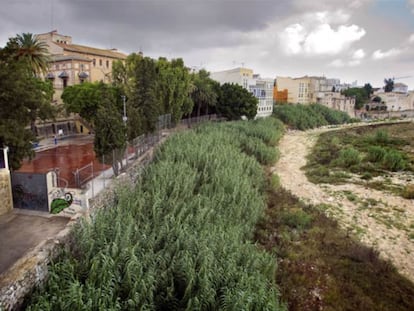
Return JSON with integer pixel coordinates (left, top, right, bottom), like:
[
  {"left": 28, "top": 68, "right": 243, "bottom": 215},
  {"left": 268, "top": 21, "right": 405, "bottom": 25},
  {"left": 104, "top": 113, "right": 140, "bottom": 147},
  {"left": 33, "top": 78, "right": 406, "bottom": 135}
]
[
  {"left": 210, "top": 67, "right": 254, "bottom": 89},
  {"left": 275, "top": 75, "right": 355, "bottom": 116},
  {"left": 37, "top": 30, "right": 127, "bottom": 91},
  {"left": 211, "top": 67, "right": 273, "bottom": 118},
  {"left": 33, "top": 30, "right": 128, "bottom": 136}
]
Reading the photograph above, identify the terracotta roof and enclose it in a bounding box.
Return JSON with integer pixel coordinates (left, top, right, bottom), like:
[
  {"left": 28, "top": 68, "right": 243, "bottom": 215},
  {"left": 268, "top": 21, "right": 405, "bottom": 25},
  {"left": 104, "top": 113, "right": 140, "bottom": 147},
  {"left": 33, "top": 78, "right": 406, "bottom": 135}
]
[
  {"left": 51, "top": 55, "right": 92, "bottom": 62},
  {"left": 54, "top": 42, "right": 127, "bottom": 59}
]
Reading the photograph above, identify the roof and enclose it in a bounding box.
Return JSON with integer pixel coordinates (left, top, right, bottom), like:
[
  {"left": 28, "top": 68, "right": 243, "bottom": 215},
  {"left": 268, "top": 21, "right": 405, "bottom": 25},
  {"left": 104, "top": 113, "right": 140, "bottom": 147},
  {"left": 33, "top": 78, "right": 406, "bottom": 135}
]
[
  {"left": 54, "top": 42, "right": 127, "bottom": 60},
  {"left": 394, "top": 82, "right": 408, "bottom": 88},
  {"left": 51, "top": 55, "right": 92, "bottom": 62}
]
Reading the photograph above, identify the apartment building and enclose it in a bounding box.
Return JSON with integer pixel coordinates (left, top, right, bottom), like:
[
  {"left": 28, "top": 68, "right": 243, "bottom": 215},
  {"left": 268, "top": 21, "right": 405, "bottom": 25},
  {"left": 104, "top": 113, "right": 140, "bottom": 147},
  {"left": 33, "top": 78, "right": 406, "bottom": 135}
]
[
  {"left": 210, "top": 67, "right": 254, "bottom": 89},
  {"left": 276, "top": 76, "right": 313, "bottom": 104},
  {"left": 211, "top": 68, "right": 273, "bottom": 118},
  {"left": 249, "top": 77, "right": 274, "bottom": 118}
]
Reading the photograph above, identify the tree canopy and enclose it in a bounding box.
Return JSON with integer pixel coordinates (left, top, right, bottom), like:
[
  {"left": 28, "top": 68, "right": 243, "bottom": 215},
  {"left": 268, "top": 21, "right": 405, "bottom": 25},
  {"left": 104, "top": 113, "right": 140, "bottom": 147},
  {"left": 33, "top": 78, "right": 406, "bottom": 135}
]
[
  {"left": 217, "top": 83, "right": 258, "bottom": 120},
  {"left": 342, "top": 87, "right": 371, "bottom": 109},
  {"left": 384, "top": 78, "right": 394, "bottom": 92},
  {"left": 0, "top": 35, "right": 54, "bottom": 170},
  {"left": 190, "top": 69, "right": 218, "bottom": 118}
]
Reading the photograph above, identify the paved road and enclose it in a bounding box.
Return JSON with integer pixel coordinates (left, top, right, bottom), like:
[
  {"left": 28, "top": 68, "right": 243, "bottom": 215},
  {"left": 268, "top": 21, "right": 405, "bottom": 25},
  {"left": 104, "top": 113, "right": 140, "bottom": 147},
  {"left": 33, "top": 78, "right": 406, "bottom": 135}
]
[{"left": 0, "top": 211, "right": 69, "bottom": 274}]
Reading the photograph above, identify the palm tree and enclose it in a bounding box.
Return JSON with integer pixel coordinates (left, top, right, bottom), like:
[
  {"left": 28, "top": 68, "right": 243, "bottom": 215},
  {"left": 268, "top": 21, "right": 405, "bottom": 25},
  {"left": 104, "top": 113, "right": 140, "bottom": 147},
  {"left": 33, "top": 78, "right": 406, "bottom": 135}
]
[{"left": 15, "top": 33, "right": 50, "bottom": 75}]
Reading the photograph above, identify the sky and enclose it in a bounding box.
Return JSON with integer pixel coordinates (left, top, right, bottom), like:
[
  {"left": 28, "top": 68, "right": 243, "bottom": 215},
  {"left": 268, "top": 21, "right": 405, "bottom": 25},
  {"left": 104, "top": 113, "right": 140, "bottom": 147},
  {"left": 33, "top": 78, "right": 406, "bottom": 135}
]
[{"left": 1, "top": 0, "right": 414, "bottom": 89}]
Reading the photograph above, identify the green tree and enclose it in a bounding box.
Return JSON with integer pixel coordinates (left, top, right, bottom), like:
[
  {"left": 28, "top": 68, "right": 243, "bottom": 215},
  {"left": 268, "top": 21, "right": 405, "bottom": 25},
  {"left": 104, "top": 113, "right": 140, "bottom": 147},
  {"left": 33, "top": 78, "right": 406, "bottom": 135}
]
[
  {"left": 156, "top": 57, "right": 193, "bottom": 123},
  {"left": 61, "top": 82, "right": 120, "bottom": 125},
  {"left": 190, "top": 69, "right": 218, "bottom": 118},
  {"left": 15, "top": 33, "right": 50, "bottom": 75},
  {"left": 217, "top": 83, "right": 258, "bottom": 120},
  {"left": 363, "top": 83, "right": 373, "bottom": 96},
  {"left": 384, "top": 78, "right": 394, "bottom": 92},
  {"left": 0, "top": 38, "right": 54, "bottom": 169},
  {"left": 127, "top": 54, "right": 160, "bottom": 136},
  {"left": 94, "top": 97, "right": 126, "bottom": 176},
  {"left": 342, "top": 87, "right": 370, "bottom": 109},
  {"left": 372, "top": 96, "right": 382, "bottom": 103}
]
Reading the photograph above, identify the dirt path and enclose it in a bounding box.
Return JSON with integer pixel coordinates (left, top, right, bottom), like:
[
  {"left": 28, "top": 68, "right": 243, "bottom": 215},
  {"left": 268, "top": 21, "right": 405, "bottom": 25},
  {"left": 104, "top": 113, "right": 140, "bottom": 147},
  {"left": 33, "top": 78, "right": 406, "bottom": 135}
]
[{"left": 274, "top": 128, "right": 414, "bottom": 282}]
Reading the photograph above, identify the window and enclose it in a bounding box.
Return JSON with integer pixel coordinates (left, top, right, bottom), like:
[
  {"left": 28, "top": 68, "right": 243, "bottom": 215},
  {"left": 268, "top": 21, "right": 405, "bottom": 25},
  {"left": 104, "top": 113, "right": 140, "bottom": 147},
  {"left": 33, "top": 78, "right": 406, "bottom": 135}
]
[
  {"left": 63, "top": 79, "right": 67, "bottom": 88},
  {"left": 99, "top": 59, "right": 102, "bottom": 66},
  {"left": 106, "top": 60, "right": 109, "bottom": 68},
  {"left": 93, "top": 59, "right": 96, "bottom": 67}
]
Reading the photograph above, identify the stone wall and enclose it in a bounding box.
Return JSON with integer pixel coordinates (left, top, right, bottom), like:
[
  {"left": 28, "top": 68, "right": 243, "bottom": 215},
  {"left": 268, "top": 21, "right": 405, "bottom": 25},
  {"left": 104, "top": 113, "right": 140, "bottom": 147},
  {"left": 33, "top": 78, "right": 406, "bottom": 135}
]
[
  {"left": 0, "top": 170, "right": 13, "bottom": 216},
  {"left": 0, "top": 138, "right": 162, "bottom": 310}
]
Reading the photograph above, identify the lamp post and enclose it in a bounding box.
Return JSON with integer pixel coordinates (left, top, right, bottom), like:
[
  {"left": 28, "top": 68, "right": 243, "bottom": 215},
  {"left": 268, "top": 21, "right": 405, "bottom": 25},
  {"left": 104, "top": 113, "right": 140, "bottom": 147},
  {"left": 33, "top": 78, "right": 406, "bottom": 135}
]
[
  {"left": 121, "top": 95, "right": 127, "bottom": 126},
  {"left": 121, "top": 95, "right": 128, "bottom": 170}
]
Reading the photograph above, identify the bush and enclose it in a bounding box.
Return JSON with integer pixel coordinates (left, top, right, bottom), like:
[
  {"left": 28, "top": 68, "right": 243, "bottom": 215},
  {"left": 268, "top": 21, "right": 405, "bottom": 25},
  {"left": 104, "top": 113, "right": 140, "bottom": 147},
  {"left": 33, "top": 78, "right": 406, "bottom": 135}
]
[
  {"left": 366, "top": 146, "right": 387, "bottom": 163},
  {"left": 281, "top": 209, "right": 313, "bottom": 230},
  {"left": 336, "top": 147, "right": 361, "bottom": 168},
  {"left": 382, "top": 150, "right": 407, "bottom": 171},
  {"left": 402, "top": 184, "right": 414, "bottom": 199},
  {"left": 273, "top": 103, "right": 351, "bottom": 130}
]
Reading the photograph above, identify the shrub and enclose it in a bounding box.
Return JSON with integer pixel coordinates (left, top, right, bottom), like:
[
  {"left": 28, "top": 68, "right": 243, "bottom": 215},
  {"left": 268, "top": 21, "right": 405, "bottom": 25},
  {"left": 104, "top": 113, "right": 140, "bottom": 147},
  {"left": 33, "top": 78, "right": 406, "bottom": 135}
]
[
  {"left": 281, "top": 209, "right": 313, "bottom": 230},
  {"left": 382, "top": 150, "right": 407, "bottom": 171},
  {"left": 336, "top": 147, "right": 361, "bottom": 168},
  {"left": 366, "top": 146, "right": 387, "bottom": 163},
  {"left": 402, "top": 184, "right": 414, "bottom": 199}
]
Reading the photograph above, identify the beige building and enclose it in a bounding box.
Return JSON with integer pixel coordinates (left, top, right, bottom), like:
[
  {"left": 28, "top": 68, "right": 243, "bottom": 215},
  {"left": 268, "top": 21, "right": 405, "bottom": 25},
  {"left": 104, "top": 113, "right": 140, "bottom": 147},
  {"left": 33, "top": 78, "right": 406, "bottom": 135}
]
[
  {"left": 316, "top": 92, "right": 356, "bottom": 117},
  {"left": 375, "top": 91, "right": 414, "bottom": 112},
  {"left": 210, "top": 67, "right": 254, "bottom": 89},
  {"left": 211, "top": 68, "right": 274, "bottom": 118},
  {"left": 276, "top": 76, "right": 313, "bottom": 104},
  {"left": 37, "top": 30, "right": 127, "bottom": 92},
  {"left": 34, "top": 31, "right": 127, "bottom": 136}
]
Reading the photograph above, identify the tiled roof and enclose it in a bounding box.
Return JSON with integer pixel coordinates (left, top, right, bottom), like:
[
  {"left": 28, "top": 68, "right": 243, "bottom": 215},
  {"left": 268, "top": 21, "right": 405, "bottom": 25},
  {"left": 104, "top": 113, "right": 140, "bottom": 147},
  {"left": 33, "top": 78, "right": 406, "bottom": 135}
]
[
  {"left": 54, "top": 42, "right": 127, "bottom": 59},
  {"left": 51, "top": 55, "right": 91, "bottom": 62}
]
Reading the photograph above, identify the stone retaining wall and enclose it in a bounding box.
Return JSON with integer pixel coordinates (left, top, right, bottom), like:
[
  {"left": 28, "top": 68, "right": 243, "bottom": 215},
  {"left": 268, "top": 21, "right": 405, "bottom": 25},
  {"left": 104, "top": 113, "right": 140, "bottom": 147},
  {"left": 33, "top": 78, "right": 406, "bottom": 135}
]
[
  {"left": 0, "top": 140, "right": 162, "bottom": 310},
  {"left": 0, "top": 170, "right": 13, "bottom": 216}
]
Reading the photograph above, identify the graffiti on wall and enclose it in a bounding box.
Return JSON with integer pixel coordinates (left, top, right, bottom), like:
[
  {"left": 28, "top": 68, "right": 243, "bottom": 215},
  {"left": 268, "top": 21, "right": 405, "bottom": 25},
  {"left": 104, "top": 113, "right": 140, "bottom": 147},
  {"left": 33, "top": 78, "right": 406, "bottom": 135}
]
[{"left": 51, "top": 192, "right": 73, "bottom": 214}]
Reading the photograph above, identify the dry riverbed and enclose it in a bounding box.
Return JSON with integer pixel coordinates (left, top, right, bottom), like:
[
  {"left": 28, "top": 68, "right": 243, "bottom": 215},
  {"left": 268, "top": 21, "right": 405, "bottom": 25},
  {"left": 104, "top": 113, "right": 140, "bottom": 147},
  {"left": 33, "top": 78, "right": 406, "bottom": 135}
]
[{"left": 275, "top": 127, "right": 414, "bottom": 282}]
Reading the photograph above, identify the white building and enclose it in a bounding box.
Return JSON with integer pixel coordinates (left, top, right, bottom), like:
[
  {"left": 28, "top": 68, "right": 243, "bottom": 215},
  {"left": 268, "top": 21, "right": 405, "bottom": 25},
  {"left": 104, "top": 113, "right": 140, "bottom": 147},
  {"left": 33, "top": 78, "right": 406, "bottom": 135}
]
[
  {"left": 393, "top": 83, "right": 408, "bottom": 94},
  {"left": 211, "top": 68, "right": 274, "bottom": 118},
  {"left": 249, "top": 77, "right": 274, "bottom": 118}
]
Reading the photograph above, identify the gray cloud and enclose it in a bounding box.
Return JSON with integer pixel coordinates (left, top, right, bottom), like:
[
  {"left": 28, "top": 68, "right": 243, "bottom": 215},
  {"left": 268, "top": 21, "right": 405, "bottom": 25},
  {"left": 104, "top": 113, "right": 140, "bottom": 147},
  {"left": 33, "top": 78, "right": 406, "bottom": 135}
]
[{"left": 0, "top": 0, "right": 413, "bottom": 89}]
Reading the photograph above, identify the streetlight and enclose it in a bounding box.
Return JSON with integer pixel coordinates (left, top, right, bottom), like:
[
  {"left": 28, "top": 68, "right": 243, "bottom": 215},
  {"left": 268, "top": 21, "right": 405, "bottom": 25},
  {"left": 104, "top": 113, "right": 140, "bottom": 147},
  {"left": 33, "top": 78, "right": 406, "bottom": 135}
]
[
  {"left": 121, "top": 95, "right": 128, "bottom": 170},
  {"left": 121, "top": 95, "right": 127, "bottom": 126}
]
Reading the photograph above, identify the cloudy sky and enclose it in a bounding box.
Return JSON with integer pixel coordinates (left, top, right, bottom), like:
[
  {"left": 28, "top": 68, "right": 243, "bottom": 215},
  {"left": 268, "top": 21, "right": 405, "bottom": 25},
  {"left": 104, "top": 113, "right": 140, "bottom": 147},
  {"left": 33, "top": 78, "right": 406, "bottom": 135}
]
[{"left": 1, "top": 0, "right": 414, "bottom": 89}]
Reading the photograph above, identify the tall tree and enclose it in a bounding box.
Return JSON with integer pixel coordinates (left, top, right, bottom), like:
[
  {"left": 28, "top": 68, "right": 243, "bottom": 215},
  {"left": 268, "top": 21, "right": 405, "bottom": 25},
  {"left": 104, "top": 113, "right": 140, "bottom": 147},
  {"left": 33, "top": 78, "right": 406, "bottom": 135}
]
[
  {"left": 15, "top": 33, "right": 50, "bottom": 75},
  {"left": 190, "top": 69, "right": 218, "bottom": 118},
  {"left": 217, "top": 83, "right": 258, "bottom": 120},
  {"left": 0, "top": 38, "right": 54, "bottom": 169},
  {"left": 127, "top": 54, "right": 160, "bottom": 135},
  {"left": 94, "top": 97, "right": 126, "bottom": 176},
  {"left": 156, "top": 57, "right": 193, "bottom": 123},
  {"left": 363, "top": 83, "right": 373, "bottom": 96},
  {"left": 384, "top": 78, "right": 394, "bottom": 92}
]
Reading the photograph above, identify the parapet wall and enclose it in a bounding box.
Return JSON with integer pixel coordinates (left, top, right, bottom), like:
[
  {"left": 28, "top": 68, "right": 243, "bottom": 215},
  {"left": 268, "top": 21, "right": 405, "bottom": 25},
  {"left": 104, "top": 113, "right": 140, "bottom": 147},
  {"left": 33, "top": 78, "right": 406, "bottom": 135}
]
[{"left": 0, "top": 170, "right": 13, "bottom": 216}]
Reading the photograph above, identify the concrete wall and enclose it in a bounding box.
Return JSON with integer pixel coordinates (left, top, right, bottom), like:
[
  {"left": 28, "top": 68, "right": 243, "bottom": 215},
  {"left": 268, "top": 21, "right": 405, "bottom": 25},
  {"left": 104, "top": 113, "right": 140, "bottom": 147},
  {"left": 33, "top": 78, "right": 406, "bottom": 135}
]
[{"left": 0, "top": 170, "right": 13, "bottom": 216}]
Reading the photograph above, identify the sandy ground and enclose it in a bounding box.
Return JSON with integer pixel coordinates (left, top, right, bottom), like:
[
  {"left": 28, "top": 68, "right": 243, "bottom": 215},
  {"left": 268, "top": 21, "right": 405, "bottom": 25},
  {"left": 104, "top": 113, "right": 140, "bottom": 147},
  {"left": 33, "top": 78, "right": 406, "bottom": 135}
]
[{"left": 274, "top": 127, "right": 414, "bottom": 282}]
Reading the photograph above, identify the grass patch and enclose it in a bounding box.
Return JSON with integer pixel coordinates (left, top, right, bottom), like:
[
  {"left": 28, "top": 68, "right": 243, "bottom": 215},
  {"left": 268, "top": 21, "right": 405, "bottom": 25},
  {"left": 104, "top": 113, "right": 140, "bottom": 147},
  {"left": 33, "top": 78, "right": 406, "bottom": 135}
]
[
  {"left": 305, "top": 123, "right": 414, "bottom": 197},
  {"left": 256, "top": 185, "right": 414, "bottom": 311}
]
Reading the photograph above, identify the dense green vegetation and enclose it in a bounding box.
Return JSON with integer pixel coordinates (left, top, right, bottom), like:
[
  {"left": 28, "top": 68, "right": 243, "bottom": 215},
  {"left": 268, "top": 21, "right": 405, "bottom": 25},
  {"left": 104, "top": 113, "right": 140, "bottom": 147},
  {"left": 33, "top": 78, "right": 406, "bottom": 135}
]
[
  {"left": 273, "top": 104, "right": 352, "bottom": 130},
  {"left": 256, "top": 186, "right": 414, "bottom": 311},
  {"left": 0, "top": 34, "right": 54, "bottom": 170},
  {"left": 305, "top": 123, "right": 414, "bottom": 196},
  {"left": 217, "top": 83, "right": 258, "bottom": 120},
  {"left": 26, "top": 118, "right": 285, "bottom": 310}
]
